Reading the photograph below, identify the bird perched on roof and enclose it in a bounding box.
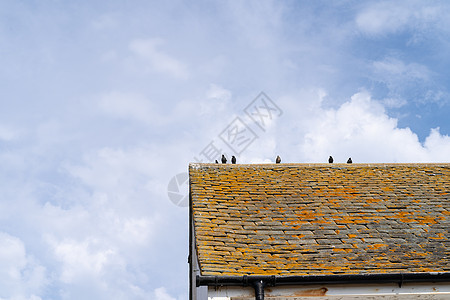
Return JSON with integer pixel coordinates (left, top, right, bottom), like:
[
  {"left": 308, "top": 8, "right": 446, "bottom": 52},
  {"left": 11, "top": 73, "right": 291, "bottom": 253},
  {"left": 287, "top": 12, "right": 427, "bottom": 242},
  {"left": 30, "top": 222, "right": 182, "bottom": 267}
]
[
  {"left": 221, "top": 155, "right": 227, "bottom": 164},
  {"left": 347, "top": 157, "right": 352, "bottom": 163},
  {"left": 215, "top": 160, "right": 218, "bottom": 163},
  {"left": 231, "top": 156, "right": 236, "bottom": 164},
  {"left": 276, "top": 155, "right": 281, "bottom": 163},
  {"left": 328, "top": 156, "right": 333, "bottom": 163}
]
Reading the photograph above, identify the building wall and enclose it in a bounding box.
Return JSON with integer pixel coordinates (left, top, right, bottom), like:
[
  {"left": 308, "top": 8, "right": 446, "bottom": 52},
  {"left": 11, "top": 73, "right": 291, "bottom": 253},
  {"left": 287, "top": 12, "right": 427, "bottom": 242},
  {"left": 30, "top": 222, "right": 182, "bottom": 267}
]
[
  {"left": 190, "top": 234, "right": 207, "bottom": 299},
  {"left": 206, "top": 282, "right": 450, "bottom": 299}
]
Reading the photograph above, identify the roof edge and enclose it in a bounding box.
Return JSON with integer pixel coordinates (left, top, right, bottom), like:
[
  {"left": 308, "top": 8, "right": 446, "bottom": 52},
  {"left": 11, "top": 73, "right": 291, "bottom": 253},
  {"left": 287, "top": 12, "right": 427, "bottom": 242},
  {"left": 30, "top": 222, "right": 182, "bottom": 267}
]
[
  {"left": 189, "top": 162, "right": 450, "bottom": 168},
  {"left": 197, "top": 272, "right": 450, "bottom": 287}
]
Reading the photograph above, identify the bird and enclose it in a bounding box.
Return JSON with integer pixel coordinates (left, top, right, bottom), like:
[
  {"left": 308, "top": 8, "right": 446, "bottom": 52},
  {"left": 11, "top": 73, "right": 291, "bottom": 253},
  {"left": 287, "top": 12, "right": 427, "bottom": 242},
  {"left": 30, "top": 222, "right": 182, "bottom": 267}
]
[
  {"left": 328, "top": 156, "right": 333, "bottom": 163},
  {"left": 215, "top": 160, "right": 218, "bottom": 163},
  {"left": 276, "top": 155, "right": 281, "bottom": 163},
  {"left": 347, "top": 157, "right": 352, "bottom": 163},
  {"left": 231, "top": 156, "right": 236, "bottom": 164},
  {"left": 221, "top": 154, "right": 227, "bottom": 164}
]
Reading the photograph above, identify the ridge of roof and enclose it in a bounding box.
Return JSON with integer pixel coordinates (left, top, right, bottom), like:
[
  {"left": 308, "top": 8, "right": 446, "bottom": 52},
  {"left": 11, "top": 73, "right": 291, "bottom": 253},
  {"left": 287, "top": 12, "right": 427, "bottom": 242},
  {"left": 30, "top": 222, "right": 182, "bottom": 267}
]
[
  {"left": 190, "top": 163, "right": 450, "bottom": 276},
  {"left": 190, "top": 162, "right": 450, "bottom": 167}
]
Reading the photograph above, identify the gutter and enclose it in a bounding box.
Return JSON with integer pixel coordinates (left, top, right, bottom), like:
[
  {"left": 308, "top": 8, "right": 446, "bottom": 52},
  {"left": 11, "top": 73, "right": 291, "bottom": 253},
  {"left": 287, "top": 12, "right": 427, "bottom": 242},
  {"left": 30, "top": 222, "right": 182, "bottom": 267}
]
[{"left": 197, "top": 272, "right": 450, "bottom": 300}]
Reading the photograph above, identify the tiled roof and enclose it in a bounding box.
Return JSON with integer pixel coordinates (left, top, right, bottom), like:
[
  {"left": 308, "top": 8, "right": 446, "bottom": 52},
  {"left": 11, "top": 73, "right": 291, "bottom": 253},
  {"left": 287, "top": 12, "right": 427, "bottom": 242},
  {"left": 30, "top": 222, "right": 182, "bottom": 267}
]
[{"left": 189, "top": 163, "right": 450, "bottom": 276}]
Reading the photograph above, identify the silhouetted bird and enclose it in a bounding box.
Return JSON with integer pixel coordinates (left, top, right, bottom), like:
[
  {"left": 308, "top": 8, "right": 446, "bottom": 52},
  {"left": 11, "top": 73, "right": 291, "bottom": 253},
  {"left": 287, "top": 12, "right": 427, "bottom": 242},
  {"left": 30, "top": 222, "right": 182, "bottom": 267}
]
[
  {"left": 215, "top": 160, "right": 218, "bottom": 163},
  {"left": 231, "top": 156, "right": 236, "bottom": 164},
  {"left": 347, "top": 157, "right": 352, "bottom": 164},
  {"left": 221, "top": 155, "right": 227, "bottom": 164},
  {"left": 328, "top": 156, "right": 334, "bottom": 163},
  {"left": 276, "top": 155, "right": 281, "bottom": 163}
]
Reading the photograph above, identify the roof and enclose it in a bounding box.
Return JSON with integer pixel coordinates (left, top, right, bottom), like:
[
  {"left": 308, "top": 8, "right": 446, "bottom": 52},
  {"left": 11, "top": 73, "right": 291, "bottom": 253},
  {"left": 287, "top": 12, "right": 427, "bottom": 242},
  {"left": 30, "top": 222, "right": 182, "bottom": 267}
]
[{"left": 189, "top": 163, "right": 450, "bottom": 276}]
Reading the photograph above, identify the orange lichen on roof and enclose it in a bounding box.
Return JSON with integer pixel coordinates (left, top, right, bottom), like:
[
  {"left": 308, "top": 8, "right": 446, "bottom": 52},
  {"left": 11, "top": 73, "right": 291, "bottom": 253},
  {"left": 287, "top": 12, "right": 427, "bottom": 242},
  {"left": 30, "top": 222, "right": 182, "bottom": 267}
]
[{"left": 189, "top": 163, "right": 450, "bottom": 276}]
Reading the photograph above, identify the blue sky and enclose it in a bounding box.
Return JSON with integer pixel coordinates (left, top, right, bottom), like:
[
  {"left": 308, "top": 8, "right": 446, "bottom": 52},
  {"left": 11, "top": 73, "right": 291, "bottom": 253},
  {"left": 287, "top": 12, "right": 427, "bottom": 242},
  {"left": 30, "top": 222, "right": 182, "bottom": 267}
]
[{"left": 0, "top": 1, "right": 449, "bottom": 299}]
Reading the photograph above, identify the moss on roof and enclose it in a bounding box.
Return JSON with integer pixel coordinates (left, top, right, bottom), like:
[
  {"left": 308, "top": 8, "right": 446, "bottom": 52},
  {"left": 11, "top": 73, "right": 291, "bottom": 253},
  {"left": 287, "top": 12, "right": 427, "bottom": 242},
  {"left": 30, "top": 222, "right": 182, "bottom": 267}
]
[{"left": 189, "top": 163, "right": 450, "bottom": 276}]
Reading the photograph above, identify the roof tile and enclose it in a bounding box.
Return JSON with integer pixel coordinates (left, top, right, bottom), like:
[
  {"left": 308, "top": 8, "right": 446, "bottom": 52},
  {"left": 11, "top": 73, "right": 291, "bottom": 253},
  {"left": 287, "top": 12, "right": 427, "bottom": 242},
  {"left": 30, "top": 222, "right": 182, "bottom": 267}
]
[{"left": 190, "top": 163, "right": 450, "bottom": 276}]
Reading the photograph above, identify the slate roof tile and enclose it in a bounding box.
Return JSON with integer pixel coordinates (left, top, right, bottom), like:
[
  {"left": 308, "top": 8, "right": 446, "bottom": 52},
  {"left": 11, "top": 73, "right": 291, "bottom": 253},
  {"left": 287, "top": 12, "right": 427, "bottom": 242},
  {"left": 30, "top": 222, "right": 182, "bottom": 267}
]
[{"left": 189, "top": 163, "right": 450, "bottom": 276}]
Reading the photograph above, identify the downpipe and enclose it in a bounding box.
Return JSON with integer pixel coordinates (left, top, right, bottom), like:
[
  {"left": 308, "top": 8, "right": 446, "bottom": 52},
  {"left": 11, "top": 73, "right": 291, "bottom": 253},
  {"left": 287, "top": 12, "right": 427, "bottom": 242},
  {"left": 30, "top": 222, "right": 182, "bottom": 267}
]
[{"left": 253, "top": 279, "right": 266, "bottom": 300}]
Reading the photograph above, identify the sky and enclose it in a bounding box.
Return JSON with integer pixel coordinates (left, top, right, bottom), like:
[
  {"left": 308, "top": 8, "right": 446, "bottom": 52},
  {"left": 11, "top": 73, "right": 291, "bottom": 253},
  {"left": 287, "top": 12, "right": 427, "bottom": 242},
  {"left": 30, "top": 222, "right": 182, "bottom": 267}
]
[{"left": 0, "top": 1, "right": 449, "bottom": 299}]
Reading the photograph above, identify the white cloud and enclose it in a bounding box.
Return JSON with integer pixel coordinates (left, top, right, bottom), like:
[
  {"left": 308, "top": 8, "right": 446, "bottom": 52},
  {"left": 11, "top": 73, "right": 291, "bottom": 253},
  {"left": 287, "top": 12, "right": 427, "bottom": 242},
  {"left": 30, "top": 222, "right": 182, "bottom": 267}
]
[
  {"left": 370, "top": 57, "right": 447, "bottom": 105},
  {"left": 205, "top": 84, "right": 232, "bottom": 103},
  {"left": 97, "top": 91, "right": 164, "bottom": 125},
  {"left": 153, "top": 287, "right": 176, "bottom": 300},
  {"left": 200, "top": 84, "right": 232, "bottom": 115},
  {"left": 373, "top": 57, "right": 430, "bottom": 81},
  {"left": 225, "top": 1, "right": 284, "bottom": 47},
  {"left": 61, "top": 145, "right": 167, "bottom": 244},
  {"left": 37, "top": 194, "right": 162, "bottom": 298},
  {"left": 423, "top": 89, "right": 447, "bottom": 105},
  {"left": 0, "top": 233, "right": 27, "bottom": 283},
  {"left": 91, "top": 13, "right": 118, "bottom": 31},
  {"left": 300, "top": 91, "right": 449, "bottom": 163},
  {"left": 66, "top": 146, "right": 161, "bottom": 190},
  {"left": 381, "top": 97, "right": 407, "bottom": 108},
  {"left": 0, "top": 125, "right": 17, "bottom": 141},
  {"left": 0, "top": 232, "right": 47, "bottom": 299},
  {"left": 423, "top": 127, "right": 450, "bottom": 159},
  {"left": 355, "top": 1, "right": 443, "bottom": 36},
  {"left": 49, "top": 237, "right": 117, "bottom": 283},
  {"left": 129, "top": 38, "right": 189, "bottom": 79},
  {"left": 356, "top": 2, "right": 412, "bottom": 35}
]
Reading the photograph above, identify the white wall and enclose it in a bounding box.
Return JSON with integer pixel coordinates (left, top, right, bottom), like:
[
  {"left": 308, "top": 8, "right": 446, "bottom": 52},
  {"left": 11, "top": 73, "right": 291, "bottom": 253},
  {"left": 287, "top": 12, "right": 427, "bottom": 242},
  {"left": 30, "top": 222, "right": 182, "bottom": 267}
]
[{"left": 206, "top": 282, "right": 450, "bottom": 299}]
